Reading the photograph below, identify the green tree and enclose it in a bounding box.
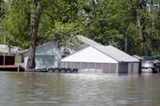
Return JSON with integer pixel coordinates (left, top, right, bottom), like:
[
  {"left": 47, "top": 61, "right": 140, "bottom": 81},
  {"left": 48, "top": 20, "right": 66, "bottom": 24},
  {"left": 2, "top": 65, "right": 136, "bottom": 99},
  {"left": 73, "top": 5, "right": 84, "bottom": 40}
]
[
  {"left": 0, "top": 0, "right": 4, "bottom": 18},
  {"left": 5, "top": 0, "right": 85, "bottom": 68},
  {"left": 121, "top": 0, "right": 160, "bottom": 56},
  {"left": 81, "top": 0, "right": 125, "bottom": 47},
  {"left": 82, "top": 0, "right": 160, "bottom": 56},
  {"left": 0, "top": 0, "right": 7, "bottom": 44}
]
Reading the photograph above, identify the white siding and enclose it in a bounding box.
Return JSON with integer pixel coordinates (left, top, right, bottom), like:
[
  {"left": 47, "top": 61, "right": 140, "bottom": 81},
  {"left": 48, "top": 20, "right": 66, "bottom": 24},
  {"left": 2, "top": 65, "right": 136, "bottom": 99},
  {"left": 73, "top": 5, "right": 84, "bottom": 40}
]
[
  {"left": 24, "top": 55, "right": 56, "bottom": 68},
  {"left": 23, "top": 44, "right": 61, "bottom": 68},
  {"left": 128, "top": 63, "right": 139, "bottom": 74},
  {"left": 23, "top": 44, "right": 61, "bottom": 60},
  {"left": 61, "top": 46, "right": 118, "bottom": 63}
]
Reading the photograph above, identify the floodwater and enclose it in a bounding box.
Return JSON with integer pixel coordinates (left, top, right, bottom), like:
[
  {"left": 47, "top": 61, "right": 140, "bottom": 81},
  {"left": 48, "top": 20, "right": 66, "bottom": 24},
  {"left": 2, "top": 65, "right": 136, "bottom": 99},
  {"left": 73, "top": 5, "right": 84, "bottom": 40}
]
[{"left": 0, "top": 73, "right": 160, "bottom": 106}]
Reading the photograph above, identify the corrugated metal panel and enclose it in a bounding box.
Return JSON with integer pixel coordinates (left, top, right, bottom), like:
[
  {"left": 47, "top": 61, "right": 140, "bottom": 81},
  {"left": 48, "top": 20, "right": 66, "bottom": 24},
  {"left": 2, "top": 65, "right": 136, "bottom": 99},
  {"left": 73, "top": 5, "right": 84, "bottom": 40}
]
[
  {"left": 94, "top": 46, "right": 139, "bottom": 62},
  {"left": 61, "top": 46, "right": 118, "bottom": 63}
]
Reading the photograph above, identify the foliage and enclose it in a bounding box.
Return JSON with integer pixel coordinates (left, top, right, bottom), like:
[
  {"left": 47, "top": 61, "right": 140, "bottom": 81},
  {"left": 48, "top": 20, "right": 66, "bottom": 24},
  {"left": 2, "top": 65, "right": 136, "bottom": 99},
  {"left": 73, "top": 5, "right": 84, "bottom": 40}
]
[
  {"left": 4, "top": 0, "right": 86, "bottom": 68},
  {"left": 2, "top": 0, "right": 160, "bottom": 60},
  {"left": 81, "top": 0, "right": 160, "bottom": 56},
  {"left": 0, "top": 0, "right": 7, "bottom": 44},
  {"left": 5, "top": 0, "right": 85, "bottom": 49}
]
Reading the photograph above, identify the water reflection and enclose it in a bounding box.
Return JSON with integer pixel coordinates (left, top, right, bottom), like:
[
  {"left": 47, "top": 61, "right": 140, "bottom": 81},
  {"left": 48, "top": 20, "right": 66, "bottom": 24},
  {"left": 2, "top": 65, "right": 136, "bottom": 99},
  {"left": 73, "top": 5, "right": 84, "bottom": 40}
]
[{"left": 0, "top": 73, "right": 160, "bottom": 106}]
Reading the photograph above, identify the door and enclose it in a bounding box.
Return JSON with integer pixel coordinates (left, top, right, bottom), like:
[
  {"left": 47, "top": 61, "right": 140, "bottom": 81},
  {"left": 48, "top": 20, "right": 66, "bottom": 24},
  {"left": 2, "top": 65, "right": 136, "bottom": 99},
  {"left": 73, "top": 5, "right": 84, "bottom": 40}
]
[{"left": 118, "top": 62, "right": 128, "bottom": 73}]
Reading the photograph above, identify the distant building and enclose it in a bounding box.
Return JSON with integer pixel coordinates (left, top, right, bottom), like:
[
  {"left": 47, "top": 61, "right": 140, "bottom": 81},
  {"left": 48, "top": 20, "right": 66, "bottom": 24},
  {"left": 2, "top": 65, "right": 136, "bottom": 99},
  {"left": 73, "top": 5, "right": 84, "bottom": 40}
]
[
  {"left": 0, "top": 44, "right": 19, "bottom": 55},
  {"left": 0, "top": 44, "right": 21, "bottom": 63},
  {"left": 17, "top": 35, "right": 102, "bottom": 69}
]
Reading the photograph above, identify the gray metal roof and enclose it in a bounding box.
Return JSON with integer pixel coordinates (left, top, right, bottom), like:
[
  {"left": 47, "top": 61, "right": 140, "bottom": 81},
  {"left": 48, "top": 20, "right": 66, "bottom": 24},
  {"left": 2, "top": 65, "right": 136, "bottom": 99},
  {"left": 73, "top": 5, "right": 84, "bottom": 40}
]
[
  {"left": 93, "top": 45, "right": 139, "bottom": 62},
  {"left": 18, "top": 42, "right": 51, "bottom": 54},
  {"left": 77, "top": 35, "right": 102, "bottom": 46}
]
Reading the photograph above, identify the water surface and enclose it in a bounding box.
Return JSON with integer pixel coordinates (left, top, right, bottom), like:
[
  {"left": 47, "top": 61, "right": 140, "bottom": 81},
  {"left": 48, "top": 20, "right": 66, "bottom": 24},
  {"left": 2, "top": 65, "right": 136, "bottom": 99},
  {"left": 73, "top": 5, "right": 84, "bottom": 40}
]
[{"left": 0, "top": 72, "right": 160, "bottom": 106}]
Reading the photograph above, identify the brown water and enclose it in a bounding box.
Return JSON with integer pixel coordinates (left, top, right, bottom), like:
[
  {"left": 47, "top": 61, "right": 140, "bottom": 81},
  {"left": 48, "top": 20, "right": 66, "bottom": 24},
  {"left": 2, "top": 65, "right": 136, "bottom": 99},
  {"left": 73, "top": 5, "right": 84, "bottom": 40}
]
[{"left": 0, "top": 72, "right": 160, "bottom": 106}]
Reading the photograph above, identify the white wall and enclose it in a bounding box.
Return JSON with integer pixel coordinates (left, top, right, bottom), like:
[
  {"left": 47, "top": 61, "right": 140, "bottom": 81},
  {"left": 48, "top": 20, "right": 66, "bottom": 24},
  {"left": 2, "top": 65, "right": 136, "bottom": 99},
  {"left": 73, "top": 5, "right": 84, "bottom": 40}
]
[
  {"left": 23, "top": 43, "right": 61, "bottom": 59},
  {"left": 22, "top": 43, "right": 78, "bottom": 68},
  {"left": 23, "top": 43, "right": 61, "bottom": 68},
  {"left": 128, "top": 63, "right": 139, "bottom": 74},
  {"left": 24, "top": 55, "right": 55, "bottom": 69}
]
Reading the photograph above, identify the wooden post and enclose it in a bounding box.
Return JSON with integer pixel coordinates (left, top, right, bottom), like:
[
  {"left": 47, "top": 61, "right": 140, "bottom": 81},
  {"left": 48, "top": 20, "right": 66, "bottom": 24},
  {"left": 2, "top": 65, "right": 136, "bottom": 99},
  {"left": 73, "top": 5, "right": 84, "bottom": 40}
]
[{"left": 17, "top": 67, "right": 19, "bottom": 72}]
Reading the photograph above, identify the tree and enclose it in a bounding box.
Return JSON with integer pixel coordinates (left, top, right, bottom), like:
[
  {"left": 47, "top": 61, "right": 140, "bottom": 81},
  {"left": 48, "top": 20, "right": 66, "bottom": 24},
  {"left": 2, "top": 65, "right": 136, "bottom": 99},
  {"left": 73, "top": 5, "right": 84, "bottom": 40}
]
[
  {"left": 5, "top": 0, "right": 85, "bottom": 68},
  {"left": 0, "top": 0, "right": 4, "bottom": 18},
  {"left": 81, "top": 0, "right": 125, "bottom": 47},
  {"left": 0, "top": 0, "right": 7, "bottom": 44},
  {"left": 81, "top": 0, "right": 160, "bottom": 56},
  {"left": 122, "top": 0, "right": 160, "bottom": 56}
]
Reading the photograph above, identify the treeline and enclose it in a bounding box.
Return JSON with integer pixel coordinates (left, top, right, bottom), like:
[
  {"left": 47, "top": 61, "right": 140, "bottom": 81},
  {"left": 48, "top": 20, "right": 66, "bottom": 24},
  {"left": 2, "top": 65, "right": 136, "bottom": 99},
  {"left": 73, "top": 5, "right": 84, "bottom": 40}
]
[{"left": 1, "top": 0, "right": 160, "bottom": 68}]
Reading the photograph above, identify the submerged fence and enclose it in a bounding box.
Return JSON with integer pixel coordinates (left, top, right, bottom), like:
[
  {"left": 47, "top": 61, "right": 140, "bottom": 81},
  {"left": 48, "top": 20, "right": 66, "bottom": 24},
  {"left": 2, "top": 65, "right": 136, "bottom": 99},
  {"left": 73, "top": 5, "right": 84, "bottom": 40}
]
[{"left": 60, "top": 62, "right": 118, "bottom": 73}]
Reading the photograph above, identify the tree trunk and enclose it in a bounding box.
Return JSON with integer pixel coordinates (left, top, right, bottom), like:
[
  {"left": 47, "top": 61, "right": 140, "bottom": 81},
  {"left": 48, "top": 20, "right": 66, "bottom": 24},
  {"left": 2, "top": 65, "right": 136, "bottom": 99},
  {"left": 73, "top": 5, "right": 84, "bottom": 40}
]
[{"left": 26, "top": 2, "right": 41, "bottom": 69}]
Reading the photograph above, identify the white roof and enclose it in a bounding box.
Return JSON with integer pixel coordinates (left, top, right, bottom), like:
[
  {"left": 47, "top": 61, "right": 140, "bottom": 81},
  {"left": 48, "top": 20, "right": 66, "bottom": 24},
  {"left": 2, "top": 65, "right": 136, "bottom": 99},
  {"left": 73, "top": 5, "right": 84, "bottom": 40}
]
[
  {"left": 61, "top": 45, "right": 139, "bottom": 63},
  {"left": 93, "top": 45, "right": 139, "bottom": 62},
  {"left": 61, "top": 46, "right": 118, "bottom": 63},
  {"left": 0, "top": 44, "right": 20, "bottom": 54}
]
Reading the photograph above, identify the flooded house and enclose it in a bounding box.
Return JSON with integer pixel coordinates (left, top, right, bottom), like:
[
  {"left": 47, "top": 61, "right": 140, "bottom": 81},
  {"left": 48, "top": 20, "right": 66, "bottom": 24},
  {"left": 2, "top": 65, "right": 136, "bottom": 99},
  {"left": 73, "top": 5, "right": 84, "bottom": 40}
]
[{"left": 60, "top": 45, "right": 140, "bottom": 74}]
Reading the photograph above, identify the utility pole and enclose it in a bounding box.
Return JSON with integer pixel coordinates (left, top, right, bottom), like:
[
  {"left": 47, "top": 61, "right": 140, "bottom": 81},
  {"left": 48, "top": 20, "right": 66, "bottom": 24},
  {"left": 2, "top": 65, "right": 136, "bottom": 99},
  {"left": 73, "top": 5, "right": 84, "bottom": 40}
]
[
  {"left": 125, "top": 34, "right": 127, "bottom": 53},
  {"left": 1, "top": 18, "right": 6, "bottom": 65},
  {"left": 3, "top": 31, "right": 5, "bottom": 65},
  {"left": 125, "top": 28, "right": 128, "bottom": 53},
  {"left": 7, "top": 0, "right": 11, "bottom": 56}
]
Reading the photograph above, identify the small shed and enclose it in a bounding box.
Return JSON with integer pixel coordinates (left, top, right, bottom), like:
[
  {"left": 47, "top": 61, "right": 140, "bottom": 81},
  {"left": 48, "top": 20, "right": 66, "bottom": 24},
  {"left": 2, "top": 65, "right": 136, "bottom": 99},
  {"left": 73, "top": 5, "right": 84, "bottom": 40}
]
[
  {"left": 60, "top": 45, "right": 140, "bottom": 74},
  {"left": 0, "top": 44, "right": 21, "bottom": 63}
]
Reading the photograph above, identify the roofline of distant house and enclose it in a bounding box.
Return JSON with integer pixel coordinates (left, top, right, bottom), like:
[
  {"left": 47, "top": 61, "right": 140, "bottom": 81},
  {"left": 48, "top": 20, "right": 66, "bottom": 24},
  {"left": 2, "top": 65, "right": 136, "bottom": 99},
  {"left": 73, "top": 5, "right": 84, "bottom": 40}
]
[{"left": 18, "top": 35, "right": 102, "bottom": 55}]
